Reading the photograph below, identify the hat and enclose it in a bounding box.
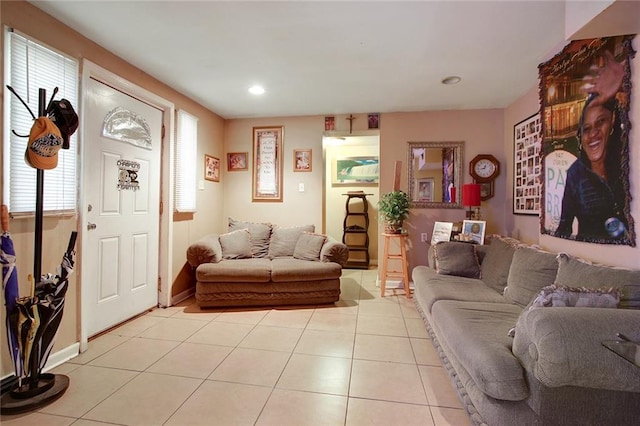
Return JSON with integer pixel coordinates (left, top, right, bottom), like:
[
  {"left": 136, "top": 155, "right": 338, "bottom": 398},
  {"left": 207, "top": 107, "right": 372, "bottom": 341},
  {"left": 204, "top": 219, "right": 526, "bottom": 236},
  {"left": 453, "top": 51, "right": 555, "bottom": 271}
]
[
  {"left": 25, "top": 117, "right": 63, "bottom": 170},
  {"left": 48, "top": 99, "right": 78, "bottom": 149}
]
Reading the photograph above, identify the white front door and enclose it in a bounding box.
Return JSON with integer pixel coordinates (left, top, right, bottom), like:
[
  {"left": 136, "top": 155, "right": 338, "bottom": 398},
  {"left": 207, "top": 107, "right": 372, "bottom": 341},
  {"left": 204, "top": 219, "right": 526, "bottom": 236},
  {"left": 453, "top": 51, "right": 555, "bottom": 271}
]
[{"left": 83, "top": 77, "right": 163, "bottom": 337}]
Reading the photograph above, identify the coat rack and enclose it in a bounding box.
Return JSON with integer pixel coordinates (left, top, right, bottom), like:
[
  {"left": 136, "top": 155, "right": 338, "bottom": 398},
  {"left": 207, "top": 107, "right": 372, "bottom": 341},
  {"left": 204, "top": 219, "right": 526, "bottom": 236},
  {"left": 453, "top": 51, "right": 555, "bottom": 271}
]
[{"left": 1, "top": 87, "right": 75, "bottom": 414}]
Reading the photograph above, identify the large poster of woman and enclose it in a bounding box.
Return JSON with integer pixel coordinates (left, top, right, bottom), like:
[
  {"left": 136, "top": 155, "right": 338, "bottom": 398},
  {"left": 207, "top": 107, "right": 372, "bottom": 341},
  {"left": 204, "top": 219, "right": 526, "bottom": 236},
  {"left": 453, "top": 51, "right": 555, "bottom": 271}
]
[{"left": 540, "top": 35, "right": 636, "bottom": 246}]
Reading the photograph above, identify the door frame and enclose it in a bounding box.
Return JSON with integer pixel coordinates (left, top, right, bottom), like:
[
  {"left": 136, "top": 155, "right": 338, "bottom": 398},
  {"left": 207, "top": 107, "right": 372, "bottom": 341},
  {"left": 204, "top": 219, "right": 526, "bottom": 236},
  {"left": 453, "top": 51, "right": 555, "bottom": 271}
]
[{"left": 79, "top": 60, "right": 175, "bottom": 350}]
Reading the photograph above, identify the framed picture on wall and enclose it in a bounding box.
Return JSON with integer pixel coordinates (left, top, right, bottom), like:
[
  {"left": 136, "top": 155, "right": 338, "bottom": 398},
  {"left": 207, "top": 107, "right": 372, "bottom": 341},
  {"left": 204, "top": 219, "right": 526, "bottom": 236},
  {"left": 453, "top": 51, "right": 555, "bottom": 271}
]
[
  {"left": 294, "top": 149, "right": 312, "bottom": 172},
  {"left": 252, "top": 126, "right": 284, "bottom": 202},
  {"left": 333, "top": 156, "right": 379, "bottom": 185},
  {"left": 204, "top": 154, "right": 220, "bottom": 182},
  {"left": 227, "top": 152, "right": 248, "bottom": 171},
  {"left": 513, "top": 113, "right": 541, "bottom": 215}
]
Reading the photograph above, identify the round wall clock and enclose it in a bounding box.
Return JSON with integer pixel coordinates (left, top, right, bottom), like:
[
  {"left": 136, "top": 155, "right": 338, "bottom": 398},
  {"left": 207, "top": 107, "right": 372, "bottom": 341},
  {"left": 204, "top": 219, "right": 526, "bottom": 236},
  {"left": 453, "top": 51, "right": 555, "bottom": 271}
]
[{"left": 469, "top": 154, "right": 500, "bottom": 183}]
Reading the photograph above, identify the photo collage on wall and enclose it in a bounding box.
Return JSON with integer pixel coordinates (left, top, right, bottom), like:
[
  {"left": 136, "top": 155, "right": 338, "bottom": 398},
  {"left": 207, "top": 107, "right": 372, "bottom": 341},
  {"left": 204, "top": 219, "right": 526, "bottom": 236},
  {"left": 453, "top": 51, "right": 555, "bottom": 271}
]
[{"left": 513, "top": 113, "right": 542, "bottom": 214}]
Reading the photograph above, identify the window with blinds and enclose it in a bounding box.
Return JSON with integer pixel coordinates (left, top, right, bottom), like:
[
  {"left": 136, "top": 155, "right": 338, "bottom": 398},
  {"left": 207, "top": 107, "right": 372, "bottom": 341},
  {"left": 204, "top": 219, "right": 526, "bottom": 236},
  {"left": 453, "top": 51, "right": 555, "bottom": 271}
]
[
  {"left": 175, "top": 110, "right": 198, "bottom": 212},
  {"left": 4, "top": 30, "right": 79, "bottom": 215}
]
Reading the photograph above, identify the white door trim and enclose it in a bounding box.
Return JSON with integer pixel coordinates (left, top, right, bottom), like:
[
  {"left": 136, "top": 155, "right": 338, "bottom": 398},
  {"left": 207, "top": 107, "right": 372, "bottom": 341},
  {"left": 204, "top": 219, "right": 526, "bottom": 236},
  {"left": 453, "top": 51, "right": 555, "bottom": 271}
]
[{"left": 79, "top": 60, "right": 175, "bottom": 351}]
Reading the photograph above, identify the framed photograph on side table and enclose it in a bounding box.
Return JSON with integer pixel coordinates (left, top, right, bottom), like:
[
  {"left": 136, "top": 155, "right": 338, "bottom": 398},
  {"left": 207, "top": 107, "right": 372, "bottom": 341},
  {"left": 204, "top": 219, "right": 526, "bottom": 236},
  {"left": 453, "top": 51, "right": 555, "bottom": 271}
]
[
  {"left": 462, "top": 220, "right": 486, "bottom": 245},
  {"left": 431, "top": 221, "right": 453, "bottom": 245}
]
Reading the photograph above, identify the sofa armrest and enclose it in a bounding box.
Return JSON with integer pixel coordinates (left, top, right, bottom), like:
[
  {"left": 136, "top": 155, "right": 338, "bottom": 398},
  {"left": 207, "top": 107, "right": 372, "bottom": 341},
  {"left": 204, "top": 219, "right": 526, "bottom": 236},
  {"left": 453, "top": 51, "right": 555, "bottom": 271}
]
[
  {"left": 186, "top": 234, "right": 222, "bottom": 268},
  {"left": 512, "top": 307, "right": 640, "bottom": 392},
  {"left": 320, "top": 237, "right": 349, "bottom": 266}
]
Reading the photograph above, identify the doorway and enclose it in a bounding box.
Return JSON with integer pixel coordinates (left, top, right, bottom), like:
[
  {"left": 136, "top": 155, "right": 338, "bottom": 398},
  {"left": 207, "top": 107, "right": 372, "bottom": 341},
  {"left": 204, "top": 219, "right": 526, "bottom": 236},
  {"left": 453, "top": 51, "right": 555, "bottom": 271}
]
[
  {"left": 80, "top": 61, "right": 175, "bottom": 347},
  {"left": 322, "top": 134, "right": 380, "bottom": 267}
]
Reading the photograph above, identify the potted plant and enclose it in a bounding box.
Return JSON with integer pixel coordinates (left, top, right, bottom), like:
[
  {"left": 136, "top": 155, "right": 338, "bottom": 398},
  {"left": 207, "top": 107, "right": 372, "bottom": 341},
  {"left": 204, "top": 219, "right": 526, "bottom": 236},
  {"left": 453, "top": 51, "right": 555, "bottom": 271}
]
[{"left": 378, "top": 190, "right": 410, "bottom": 234}]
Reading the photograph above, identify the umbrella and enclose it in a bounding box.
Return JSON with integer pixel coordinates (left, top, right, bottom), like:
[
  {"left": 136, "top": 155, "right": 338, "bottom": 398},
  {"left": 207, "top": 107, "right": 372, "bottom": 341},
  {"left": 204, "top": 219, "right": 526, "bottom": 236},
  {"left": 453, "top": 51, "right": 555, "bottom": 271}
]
[
  {"left": 15, "top": 292, "right": 40, "bottom": 381},
  {"left": 1, "top": 204, "right": 23, "bottom": 383},
  {"left": 32, "top": 231, "right": 76, "bottom": 378}
]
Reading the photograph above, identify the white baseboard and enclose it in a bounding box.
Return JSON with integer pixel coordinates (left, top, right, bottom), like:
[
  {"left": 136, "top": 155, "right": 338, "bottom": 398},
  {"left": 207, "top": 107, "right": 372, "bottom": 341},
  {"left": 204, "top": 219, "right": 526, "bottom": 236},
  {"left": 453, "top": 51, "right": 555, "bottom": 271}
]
[
  {"left": 171, "top": 288, "right": 195, "bottom": 306},
  {"left": 1, "top": 342, "right": 80, "bottom": 383}
]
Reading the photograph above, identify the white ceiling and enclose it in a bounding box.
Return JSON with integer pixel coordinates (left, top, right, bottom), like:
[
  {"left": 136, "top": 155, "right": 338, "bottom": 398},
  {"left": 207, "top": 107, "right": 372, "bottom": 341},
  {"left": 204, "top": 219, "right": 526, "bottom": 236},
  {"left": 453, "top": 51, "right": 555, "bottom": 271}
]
[{"left": 30, "top": 1, "right": 569, "bottom": 119}]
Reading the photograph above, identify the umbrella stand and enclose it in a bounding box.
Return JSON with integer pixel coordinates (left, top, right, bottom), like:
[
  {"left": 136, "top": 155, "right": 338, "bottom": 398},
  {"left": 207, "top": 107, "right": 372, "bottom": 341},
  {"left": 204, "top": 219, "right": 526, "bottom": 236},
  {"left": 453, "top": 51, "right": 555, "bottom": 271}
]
[{"left": 1, "top": 88, "right": 74, "bottom": 415}]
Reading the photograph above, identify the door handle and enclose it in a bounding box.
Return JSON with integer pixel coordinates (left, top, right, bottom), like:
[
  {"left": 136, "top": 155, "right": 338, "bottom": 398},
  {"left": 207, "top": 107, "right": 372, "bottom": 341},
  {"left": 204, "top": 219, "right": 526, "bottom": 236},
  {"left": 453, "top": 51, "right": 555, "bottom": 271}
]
[{"left": 87, "top": 222, "right": 97, "bottom": 230}]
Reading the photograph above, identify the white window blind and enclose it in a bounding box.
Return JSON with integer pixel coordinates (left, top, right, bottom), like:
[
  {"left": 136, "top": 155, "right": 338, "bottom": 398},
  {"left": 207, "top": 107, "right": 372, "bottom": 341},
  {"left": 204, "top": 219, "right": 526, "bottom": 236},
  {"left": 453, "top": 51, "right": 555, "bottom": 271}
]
[
  {"left": 4, "top": 30, "right": 79, "bottom": 214},
  {"left": 175, "top": 110, "right": 198, "bottom": 212}
]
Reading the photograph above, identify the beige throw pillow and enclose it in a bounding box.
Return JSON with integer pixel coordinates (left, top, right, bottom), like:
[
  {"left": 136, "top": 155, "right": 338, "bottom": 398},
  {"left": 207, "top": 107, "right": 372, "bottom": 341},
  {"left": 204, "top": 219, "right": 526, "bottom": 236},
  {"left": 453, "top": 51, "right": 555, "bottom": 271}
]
[
  {"left": 219, "top": 228, "right": 252, "bottom": 259},
  {"left": 293, "top": 232, "right": 326, "bottom": 261},
  {"left": 268, "top": 225, "right": 315, "bottom": 258}
]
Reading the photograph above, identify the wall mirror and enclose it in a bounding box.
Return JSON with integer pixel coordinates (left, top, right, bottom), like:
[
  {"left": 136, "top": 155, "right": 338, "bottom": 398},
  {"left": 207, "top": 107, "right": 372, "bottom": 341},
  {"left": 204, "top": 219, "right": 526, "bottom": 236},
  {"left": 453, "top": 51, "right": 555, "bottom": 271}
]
[{"left": 407, "top": 141, "right": 464, "bottom": 209}]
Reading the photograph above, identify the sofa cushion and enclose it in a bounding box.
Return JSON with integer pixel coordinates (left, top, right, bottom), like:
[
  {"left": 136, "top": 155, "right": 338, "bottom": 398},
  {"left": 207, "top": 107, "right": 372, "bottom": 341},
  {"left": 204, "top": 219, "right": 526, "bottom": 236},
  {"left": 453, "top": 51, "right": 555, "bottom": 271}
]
[
  {"left": 413, "top": 266, "right": 506, "bottom": 314},
  {"left": 268, "top": 225, "right": 315, "bottom": 258},
  {"left": 229, "top": 217, "right": 272, "bottom": 258},
  {"left": 432, "top": 300, "right": 527, "bottom": 401},
  {"left": 219, "top": 228, "right": 252, "bottom": 259},
  {"left": 433, "top": 242, "right": 481, "bottom": 279},
  {"left": 554, "top": 253, "right": 640, "bottom": 309},
  {"left": 196, "top": 258, "right": 272, "bottom": 282},
  {"left": 503, "top": 246, "right": 558, "bottom": 307},
  {"left": 480, "top": 236, "right": 518, "bottom": 293},
  {"left": 293, "top": 232, "right": 326, "bottom": 261},
  {"left": 271, "top": 258, "right": 342, "bottom": 282}
]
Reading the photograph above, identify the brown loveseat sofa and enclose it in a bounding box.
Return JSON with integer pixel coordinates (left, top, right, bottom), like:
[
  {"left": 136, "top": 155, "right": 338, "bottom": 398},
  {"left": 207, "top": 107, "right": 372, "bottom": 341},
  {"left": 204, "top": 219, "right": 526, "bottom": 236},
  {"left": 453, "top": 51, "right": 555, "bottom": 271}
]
[{"left": 186, "top": 219, "right": 349, "bottom": 307}]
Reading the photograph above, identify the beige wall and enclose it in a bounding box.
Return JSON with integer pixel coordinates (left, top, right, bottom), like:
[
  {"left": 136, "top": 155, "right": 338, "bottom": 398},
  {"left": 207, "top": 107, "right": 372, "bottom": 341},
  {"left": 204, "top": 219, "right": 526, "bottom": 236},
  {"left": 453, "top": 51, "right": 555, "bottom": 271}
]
[
  {"left": 223, "top": 116, "right": 327, "bottom": 231},
  {"left": 0, "top": 0, "right": 224, "bottom": 377},
  {"left": 379, "top": 110, "right": 505, "bottom": 271}
]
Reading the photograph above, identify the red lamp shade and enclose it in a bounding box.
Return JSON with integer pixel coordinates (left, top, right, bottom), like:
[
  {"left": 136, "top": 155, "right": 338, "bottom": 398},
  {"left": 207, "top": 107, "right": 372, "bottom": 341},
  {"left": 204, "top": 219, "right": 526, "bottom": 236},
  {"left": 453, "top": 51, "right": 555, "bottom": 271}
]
[{"left": 462, "top": 183, "right": 481, "bottom": 207}]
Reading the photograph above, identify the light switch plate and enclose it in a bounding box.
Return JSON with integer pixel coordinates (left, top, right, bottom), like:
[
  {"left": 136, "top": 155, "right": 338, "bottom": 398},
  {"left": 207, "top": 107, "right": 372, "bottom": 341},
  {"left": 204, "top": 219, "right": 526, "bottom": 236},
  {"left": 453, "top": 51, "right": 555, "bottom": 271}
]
[{"left": 298, "top": 183, "right": 305, "bottom": 192}]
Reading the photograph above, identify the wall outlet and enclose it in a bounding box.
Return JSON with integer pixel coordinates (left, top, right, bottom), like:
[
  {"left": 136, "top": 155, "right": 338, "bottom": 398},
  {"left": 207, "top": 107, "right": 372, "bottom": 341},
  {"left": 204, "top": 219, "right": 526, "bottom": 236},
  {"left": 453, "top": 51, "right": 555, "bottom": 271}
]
[{"left": 421, "top": 233, "right": 429, "bottom": 243}]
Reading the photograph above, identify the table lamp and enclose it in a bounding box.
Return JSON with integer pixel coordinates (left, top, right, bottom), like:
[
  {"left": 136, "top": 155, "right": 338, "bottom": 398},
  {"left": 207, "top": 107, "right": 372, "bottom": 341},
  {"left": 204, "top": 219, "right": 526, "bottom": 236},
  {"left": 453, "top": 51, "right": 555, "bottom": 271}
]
[{"left": 462, "top": 183, "right": 481, "bottom": 219}]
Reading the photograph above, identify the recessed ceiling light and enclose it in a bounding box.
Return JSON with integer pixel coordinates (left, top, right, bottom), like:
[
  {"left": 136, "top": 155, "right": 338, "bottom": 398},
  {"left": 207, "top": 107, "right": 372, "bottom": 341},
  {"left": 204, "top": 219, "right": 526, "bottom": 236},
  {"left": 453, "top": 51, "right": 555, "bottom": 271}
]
[
  {"left": 248, "top": 85, "right": 265, "bottom": 95},
  {"left": 441, "top": 76, "right": 462, "bottom": 85}
]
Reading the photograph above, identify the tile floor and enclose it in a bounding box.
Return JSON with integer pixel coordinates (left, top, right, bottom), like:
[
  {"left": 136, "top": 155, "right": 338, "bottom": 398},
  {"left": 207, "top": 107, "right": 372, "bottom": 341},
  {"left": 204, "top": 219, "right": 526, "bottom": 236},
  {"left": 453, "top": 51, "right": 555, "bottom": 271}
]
[{"left": 2, "top": 268, "right": 471, "bottom": 426}]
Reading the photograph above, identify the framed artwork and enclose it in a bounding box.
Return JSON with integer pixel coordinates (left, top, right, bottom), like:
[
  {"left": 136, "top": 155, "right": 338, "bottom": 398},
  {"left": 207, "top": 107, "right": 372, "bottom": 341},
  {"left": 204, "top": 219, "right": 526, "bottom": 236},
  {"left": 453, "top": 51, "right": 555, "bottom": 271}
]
[
  {"left": 252, "top": 126, "right": 284, "bottom": 202},
  {"left": 204, "top": 154, "right": 220, "bottom": 182},
  {"left": 431, "top": 221, "right": 453, "bottom": 245},
  {"left": 513, "top": 113, "right": 541, "bottom": 215},
  {"left": 462, "top": 220, "right": 486, "bottom": 245},
  {"left": 227, "top": 152, "right": 248, "bottom": 171},
  {"left": 333, "top": 156, "right": 379, "bottom": 185},
  {"left": 368, "top": 113, "right": 379, "bottom": 129},
  {"left": 294, "top": 149, "right": 312, "bottom": 172},
  {"left": 416, "top": 178, "right": 434, "bottom": 202},
  {"left": 324, "top": 116, "right": 335, "bottom": 131},
  {"left": 539, "top": 35, "right": 635, "bottom": 246}
]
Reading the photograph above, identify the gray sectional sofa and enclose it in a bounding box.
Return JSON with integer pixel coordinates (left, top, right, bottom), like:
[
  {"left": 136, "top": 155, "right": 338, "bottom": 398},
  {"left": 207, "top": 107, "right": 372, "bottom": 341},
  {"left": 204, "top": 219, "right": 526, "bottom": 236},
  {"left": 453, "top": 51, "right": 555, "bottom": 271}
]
[
  {"left": 187, "top": 219, "right": 349, "bottom": 307},
  {"left": 412, "top": 237, "right": 640, "bottom": 426}
]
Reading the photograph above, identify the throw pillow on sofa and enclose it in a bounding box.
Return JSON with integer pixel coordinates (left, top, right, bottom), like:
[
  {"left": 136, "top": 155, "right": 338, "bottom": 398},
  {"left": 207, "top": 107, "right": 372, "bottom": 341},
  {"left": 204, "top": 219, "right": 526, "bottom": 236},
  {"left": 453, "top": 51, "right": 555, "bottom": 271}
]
[
  {"left": 503, "top": 246, "right": 559, "bottom": 307},
  {"left": 268, "top": 224, "right": 315, "bottom": 258},
  {"left": 554, "top": 253, "right": 640, "bottom": 309},
  {"left": 480, "top": 235, "right": 519, "bottom": 293},
  {"left": 433, "top": 241, "right": 481, "bottom": 279},
  {"left": 219, "top": 228, "right": 252, "bottom": 259},
  {"left": 528, "top": 284, "right": 621, "bottom": 309},
  {"left": 293, "top": 232, "right": 326, "bottom": 261},
  {"left": 229, "top": 217, "right": 272, "bottom": 258}
]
